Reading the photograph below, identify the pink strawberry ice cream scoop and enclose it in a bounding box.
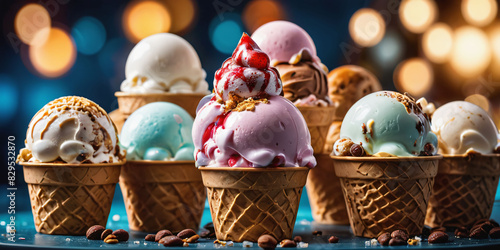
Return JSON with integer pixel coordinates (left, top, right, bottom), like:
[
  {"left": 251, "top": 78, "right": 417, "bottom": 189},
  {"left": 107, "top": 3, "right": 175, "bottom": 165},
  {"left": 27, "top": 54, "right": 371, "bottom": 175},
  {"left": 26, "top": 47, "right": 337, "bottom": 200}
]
[
  {"left": 193, "top": 33, "right": 316, "bottom": 168},
  {"left": 214, "top": 33, "right": 282, "bottom": 103}
]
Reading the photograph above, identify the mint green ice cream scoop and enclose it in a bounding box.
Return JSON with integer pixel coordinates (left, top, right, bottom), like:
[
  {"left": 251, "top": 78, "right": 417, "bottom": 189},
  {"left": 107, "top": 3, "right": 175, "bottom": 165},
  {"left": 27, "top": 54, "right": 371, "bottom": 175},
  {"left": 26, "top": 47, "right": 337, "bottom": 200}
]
[
  {"left": 120, "top": 102, "right": 195, "bottom": 161},
  {"left": 334, "top": 91, "right": 438, "bottom": 156}
]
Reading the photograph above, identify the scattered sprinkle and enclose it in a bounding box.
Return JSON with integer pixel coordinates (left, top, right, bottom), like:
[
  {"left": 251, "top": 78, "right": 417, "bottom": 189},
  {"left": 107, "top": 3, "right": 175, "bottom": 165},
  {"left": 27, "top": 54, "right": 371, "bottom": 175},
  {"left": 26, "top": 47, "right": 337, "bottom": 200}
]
[
  {"left": 371, "top": 238, "right": 378, "bottom": 246},
  {"left": 226, "top": 241, "right": 234, "bottom": 246},
  {"left": 0, "top": 222, "right": 5, "bottom": 226},
  {"left": 112, "top": 214, "right": 120, "bottom": 221},
  {"left": 297, "top": 242, "right": 309, "bottom": 248},
  {"left": 134, "top": 241, "right": 140, "bottom": 244},
  {"left": 365, "top": 241, "right": 371, "bottom": 247},
  {"left": 242, "top": 241, "right": 253, "bottom": 247},
  {"left": 19, "top": 237, "right": 26, "bottom": 240},
  {"left": 65, "top": 238, "right": 70, "bottom": 242},
  {"left": 174, "top": 114, "right": 183, "bottom": 124}
]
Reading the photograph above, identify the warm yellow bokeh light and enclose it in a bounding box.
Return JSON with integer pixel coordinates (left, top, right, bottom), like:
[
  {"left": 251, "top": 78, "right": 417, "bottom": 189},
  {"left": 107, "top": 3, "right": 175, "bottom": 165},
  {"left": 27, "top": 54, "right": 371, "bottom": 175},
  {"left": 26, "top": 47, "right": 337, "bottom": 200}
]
[
  {"left": 123, "top": 1, "right": 171, "bottom": 43},
  {"left": 29, "top": 28, "right": 76, "bottom": 78},
  {"left": 462, "top": 0, "right": 497, "bottom": 27},
  {"left": 399, "top": 0, "right": 437, "bottom": 34},
  {"left": 423, "top": 23, "right": 453, "bottom": 63},
  {"left": 465, "top": 94, "right": 490, "bottom": 112},
  {"left": 243, "top": 0, "right": 285, "bottom": 33},
  {"left": 15, "top": 4, "right": 51, "bottom": 46},
  {"left": 450, "top": 26, "right": 491, "bottom": 78},
  {"left": 349, "top": 8, "right": 385, "bottom": 47},
  {"left": 394, "top": 58, "right": 433, "bottom": 97},
  {"left": 491, "top": 25, "right": 500, "bottom": 63},
  {"left": 163, "top": 0, "right": 196, "bottom": 34}
]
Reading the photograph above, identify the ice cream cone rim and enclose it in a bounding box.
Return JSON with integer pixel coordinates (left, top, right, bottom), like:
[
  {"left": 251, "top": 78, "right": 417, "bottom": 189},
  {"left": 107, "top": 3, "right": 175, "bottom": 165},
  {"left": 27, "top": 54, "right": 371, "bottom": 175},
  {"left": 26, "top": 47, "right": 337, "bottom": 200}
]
[
  {"left": 19, "top": 162, "right": 124, "bottom": 167},
  {"left": 115, "top": 91, "right": 207, "bottom": 98},
  {"left": 441, "top": 154, "right": 500, "bottom": 158},
  {"left": 198, "top": 166, "right": 310, "bottom": 172},
  {"left": 330, "top": 155, "right": 443, "bottom": 161}
]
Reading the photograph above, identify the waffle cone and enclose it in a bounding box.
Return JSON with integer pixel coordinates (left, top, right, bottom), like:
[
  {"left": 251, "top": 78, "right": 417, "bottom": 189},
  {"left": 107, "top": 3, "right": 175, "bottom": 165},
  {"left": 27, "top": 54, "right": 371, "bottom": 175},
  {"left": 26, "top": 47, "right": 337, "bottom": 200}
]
[
  {"left": 332, "top": 156, "right": 440, "bottom": 237},
  {"left": 119, "top": 161, "right": 206, "bottom": 233},
  {"left": 200, "top": 167, "right": 309, "bottom": 242},
  {"left": 425, "top": 154, "right": 500, "bottom": 228},
  {"left": 22, "top": 162, "right": 122, "bottom": 235},
  {"left": 306, "top": 154, "right": 349, "bottom": 224},
  {"left": 297, "top": 106, "right": 338, "bottom": 154},
  {"left": 115, "top": 92, "right": 206, "bottom": 118}
]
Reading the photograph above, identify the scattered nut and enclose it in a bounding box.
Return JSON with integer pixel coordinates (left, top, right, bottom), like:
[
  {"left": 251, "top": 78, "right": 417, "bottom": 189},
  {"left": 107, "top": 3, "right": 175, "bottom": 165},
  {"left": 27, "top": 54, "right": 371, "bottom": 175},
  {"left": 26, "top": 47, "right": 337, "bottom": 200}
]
[
  {"left": 258, "top": 234, "right": 278, "bottom": 249},
  {"left": 280, "top": 239, "right": 297, "bottom": 248},
  {"left": 470, "top": 226, "right": 488, "bottom": 239},
  {"left": 159, "top": 235, "right": 184, "bottom": 247},
  {"left": 101, "top": 229, "right": 112, "bottom": 240},
  {"left": 186, "top": 234, "right": 200, "bottom": 243},
  {"left": 350, "top": 144, "right": 365, "bottom": 156},
  {"left": 328, "top": 236, "right": 339, "bottom": 243},
  {"left": 312, "top": 230, "right": 322, "bottom": 236},
  {"left": 177, "top": 229, "right": 197, "bottom": 239},
  {"left": 377, "top": 233, "right": 391, "bottom": 246},
  {"left": 489, "top": 227, "right": 500, "bottom": 239},
  {"left": 407, "top": 239, "right": 419, "bottom": 245},
  {"left": 428, "top": 231, "right": 449, "bottom": 243},
  {"left": 183, "top": 242, "right": 189, "bottom": 247},
  {"left": 145, "top": 234, "right": 156, "bottom": 241},
  {"left": 476, "top": 221, "right": 494, "bottom": 233},
  {"left": 200, "top": 223, "right": 216, "bottom": 238},
  {"left": 156, "top": 230, "right": 173, "bottom": 242},
  {"left": 389, "top": 237, "right": 406, "bottom": 246},
  {"left": 112, "top": 229, "right": 129, "bottom": 241},
  {"left": 293, "top": 236, "right": 302, "bottom": 243},
  {"left": 391, "top": 229, "right": 408, "bottom": 241},
  {"left": 454, "top": 227, "right": 469, "bottom": 238},
  {"left": 86, "top": 225, "right": 105, "bottom": 240},
  {"left": 472, "top": 219, "right": 490, "bottom": 228},
  {"left": 104, "top": 234, "right": 119, "bottom": 244}
]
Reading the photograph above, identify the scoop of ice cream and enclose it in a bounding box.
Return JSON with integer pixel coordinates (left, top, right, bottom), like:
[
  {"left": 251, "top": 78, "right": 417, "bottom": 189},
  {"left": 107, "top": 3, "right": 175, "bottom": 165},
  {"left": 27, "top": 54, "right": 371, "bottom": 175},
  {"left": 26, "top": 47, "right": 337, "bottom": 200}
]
[
  {"left": 120, "top": 102, "right": 195, "bottom": 161},
  {"left": 251, "top": 21, "right": 319, "bottom": 65},
  {"left": 214, "top": 33, "right": 281, "bottom": 103},
  {"left": 121, "top": 33, "right": 209, "bottom": 94},
  {"left": 193, "top": 95, "right": 315, "bottom": 168},
  {"left": 328, "top": 65, "right": 382, "bottom": 117},
  {"left": 431, "top": 101, "right": 499, "bottom": 155},
  {"left": 18, "top": 96, "right": 124, "bottom": 164},
  {"left": 252, "top": 21, "right": 330, "bottom": 107},
  {"left": 275, "top": 52, "right": 329, "bottom": 106},
  {"left": 333, "top": 91, "right": 438, "bottom": 157}
]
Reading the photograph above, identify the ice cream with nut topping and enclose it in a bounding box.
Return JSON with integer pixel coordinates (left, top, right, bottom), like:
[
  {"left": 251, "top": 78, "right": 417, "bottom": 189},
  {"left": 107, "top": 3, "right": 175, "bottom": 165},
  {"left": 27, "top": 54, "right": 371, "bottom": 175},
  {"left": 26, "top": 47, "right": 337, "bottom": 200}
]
[
  {"left": 193, "top": 33, "right": 316, "bottom": 168},
  {"left": 18, "top": 96, "right": 125, "bottom": 164},
  {"left": 252, "top": 21, "right": 331, "bottom": 107},
  {"left": 431, "top": 101, "right": 500, "bottom": 155},
  {"left": 333, "top": 91, "right": 438, "bottom": 157}
]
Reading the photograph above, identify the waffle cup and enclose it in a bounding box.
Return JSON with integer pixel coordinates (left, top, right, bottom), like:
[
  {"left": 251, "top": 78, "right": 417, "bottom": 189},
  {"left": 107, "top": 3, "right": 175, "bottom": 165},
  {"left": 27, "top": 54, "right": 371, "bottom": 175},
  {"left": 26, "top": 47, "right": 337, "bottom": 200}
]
[
  {"left": 115, "top": 92, "right": 206, "bottom": 118},
  {"left": 331, "top": 156, "right": 440, "bottom": 237},
  {"left": 22, "top": 162, "right": 122, "bottom": 235},
  {"left": 306, "top": 154, "right": 349, "bottom": 225},
  {"left": 296, "top": 106, "right": 338, "bottom": 154},
  {"left": 119, "top": 161, "right": 206, "bottom": 233},
  {"left": 425, "top": 154, "right": 500, "bottom": 228},
  {"left": 200, "top": 167, "right": 309, "bottom": 242}
]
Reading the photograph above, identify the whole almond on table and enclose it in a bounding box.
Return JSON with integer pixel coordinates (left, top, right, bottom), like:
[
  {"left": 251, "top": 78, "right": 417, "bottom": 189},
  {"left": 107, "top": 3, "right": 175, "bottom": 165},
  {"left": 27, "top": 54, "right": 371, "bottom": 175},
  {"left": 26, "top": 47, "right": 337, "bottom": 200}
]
[
  {"left": 377, "top": 233, "right": 391, "bottom": 246},
  {"left": 112, "top": 229, "right": 129, "bottom": 241},
  {"left": 101, "top": 229, "right": 112, "bottom": 240},
  {"left": 258, "top": 234, "right": 278, "bottom": 249},
  {"left": 86, "top": 225, "right": 105, "bottom": 240},
  {"left": 159, "top": 236, "right": 184, "bottom": 247},
  {"left": 155, "top": 230, "right": 173, "bottom": 242},
  {"left": 470, "top": 226, "right": 488, "bottom": 239},
  {"left": 454, "top": 227, "right": 469, "bottom": 238},
  {"left": 428, "top": 231, "right": 449, "bottom": 243},
  {"left": 280, "top": 239, "right": 297, "bottom": 248},
  {"left": 177, "top": 229, "right": 196, "bottom": 239},
  {"left": 391, "top": 229, "right": 408, "bottom": 241},
  {"left": 389, "top": 237, "right": 406, "bottom": 246},
  {"left": 328, "top": 236, "right": 339, "bottom": 243},
  {"left": 145, "top": 234, "right": 156, "bottom": 241}
]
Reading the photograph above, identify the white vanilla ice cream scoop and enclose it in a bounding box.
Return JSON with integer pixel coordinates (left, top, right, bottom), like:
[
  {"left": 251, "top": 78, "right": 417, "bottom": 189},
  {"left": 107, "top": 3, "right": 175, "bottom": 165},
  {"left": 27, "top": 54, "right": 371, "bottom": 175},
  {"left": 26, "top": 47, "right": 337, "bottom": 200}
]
[
  {"left": 120, "top": 33, "right": 209, "bottom": 94},
  {"left": 18, "top": 96, "right": 125, "bottom": 164},
  {"left": 431, "top": 101, "right": 499, "bottom": 155}
]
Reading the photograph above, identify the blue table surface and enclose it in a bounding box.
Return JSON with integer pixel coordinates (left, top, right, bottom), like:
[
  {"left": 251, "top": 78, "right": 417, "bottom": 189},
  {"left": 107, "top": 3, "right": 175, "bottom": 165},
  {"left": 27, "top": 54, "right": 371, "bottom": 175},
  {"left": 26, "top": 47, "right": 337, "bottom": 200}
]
[{"left": 2, "top": 184, "right": 500, "bottom": 250}]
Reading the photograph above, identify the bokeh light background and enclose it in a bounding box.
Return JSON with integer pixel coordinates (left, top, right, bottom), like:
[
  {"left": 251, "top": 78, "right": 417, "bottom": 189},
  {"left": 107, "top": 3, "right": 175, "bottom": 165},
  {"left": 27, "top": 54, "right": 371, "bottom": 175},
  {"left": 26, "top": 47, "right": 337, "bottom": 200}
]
[{"left": 1, "top": 0, "right": 500, "bottom": 186}]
